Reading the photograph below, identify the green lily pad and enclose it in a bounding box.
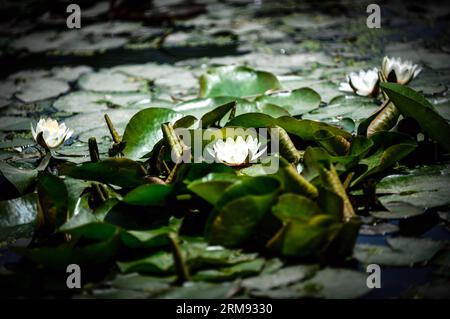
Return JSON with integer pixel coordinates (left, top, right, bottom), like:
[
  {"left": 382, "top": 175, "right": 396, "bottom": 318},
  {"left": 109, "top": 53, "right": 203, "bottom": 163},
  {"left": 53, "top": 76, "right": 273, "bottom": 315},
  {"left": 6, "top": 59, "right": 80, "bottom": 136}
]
[
  {"left": 51, "top": 65, "right": 93, "bottom": 82},
  {"left": 0, "top": 193, "right": 38, "bottom": 242},
  {"left": 354, "top": 237, "right": 444, "bottom": 266},
  {"left": 304, "top": 95, "right": 379, "bottom": 123},
  {"left": 122, "top": 108, "right": 183, "bottom": 160},
  {"left": 228, "top": 113, "right": 351, "bottom": 141},
  {"left": 122, "top": 184, "right": 173, "bottom": 206},
  {"left": 109, "top": 273, "right": 172, "bottom": 295},
  {"left": 16, "top": 78, "right": 70, "bottom": 103},
  {"left": 158, "top": 281, "right": 236, "bottom": 299},
  {"left": 0, "top": 116, "right": 33, "bottom": 131},
  {"left": 78, "top": 71, "right": 144, "bottom": 92},
  {"left": 81, "top": 21, "right": 143, "bottom": 36},
  {"left": 64, "top": 108, "right": 141, "bottom": 142},
  {"left": 118, "top": 241, "right": 257, "bottom": 274},
  {"left": 60, "top": 158, "right": 148, "bottom": 188},
  {"left": 187, "top": 173, "right": 241, "bottom": 205},
  {"left": 370, "top": 202, "right": 425, "bottom": 219},
  {"left": 120, "top": 228, "right": 172, "bottom": 249},
  {"left": 252, "top": 267, "right": 370, "bottom": 299},
  {"left": 206, "top": 192, "right": 279, "bottom": 248},
  {"left": 193, "top": 258, "right": 265, "bottom": 282},
  {"left": 58, "top": 201, "right": 117, "bottom": 241},
  {"left": 381, "top": 83, "right": 450, "bottom": 152},
  {"left": 376, "top": 164, "right": 450, "bottom": 209},
  {"left": 272, "top": 193, "right": 322, "bottom": 223},
  {"left": 359, "top": 223, "right": 399, "bottom": 236},
  {"left": 53, "top": 91, "right": 150, "bottom": 113},
  {"left": 242, "top": 265, "right": 317, "bottom": 291},
  {"left": 254, "top": 88, "right": 321, "bottom": 115},
  {"left": 199, "top": 65, "right": 281, "bottom": 98},
  {"left": 0, "top": 162, "right": 37, "bottom": 194}
]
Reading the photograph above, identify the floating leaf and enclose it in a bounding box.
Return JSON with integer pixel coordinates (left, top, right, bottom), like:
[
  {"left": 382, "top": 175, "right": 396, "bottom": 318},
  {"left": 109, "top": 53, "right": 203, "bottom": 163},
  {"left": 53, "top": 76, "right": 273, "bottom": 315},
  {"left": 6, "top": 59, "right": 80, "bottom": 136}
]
[
  {"left": 351, "top": 142, "right": 416, "bottom": 186},
  {"left": 228, "top": 113, "right": 351, "bottom": 141},
  {"left": 242, "top": 265, "right": 317, "bottom": 291},
  {"left": 199, "top": 65, "right": 281, "bottom": 98},
  {"left": 16, "top": 78, "right": 70, "bottom": 103},
  {"left": 120, "top": 228, "right": 172, "bottom": 249},
  {"left": 58, "top": 199, "right": 117, "bottom": 241},
  {"left": 354, "top": 237, "right": 444, "bottom": 266},
  {"left": 206, "top": 193, "right": 279, "bottom": 248},
  {"left": 37, "top": 172, "right": 68, "bottom": 230},
  {"left": 0, "top": 193, "right": 39, "bottom": 242},
  {"left": 122, "top": 184, "right": 173, "bottom": 206},
  {"left": 370, "top": 202, "right": 425, "bottom": 219},
  {"left": 78, "top": 71, "right": 143, "bottom": 92},
  {"left": 60, "top": 158, "right": 148, "bottom": 188},
  {"left": 254, "top": 88, "right": 321, "bottom": 115},
  {"left": 53, "top": 91, "right": 150, "bottom": 113},
  {"left": 0, "top": 162, "right": 37, "bottom": 194},
  {"left": 381, "top": 82, "right": 450, "bottom": 152},
  {"left": 272, "top": 193, "right": 322, "bottom": 223},
  {"left": 187, "top": 173, "right": 241, "bottom": 205},
  {"left": 376, "top": 164, "right": 450, "bottom": 209},
  {"left": 193, "top": 258, "right": 265, "bottom": 282},
  {"left": 252, "top": 268, "right": 370, "bottom": 299},
  {"left": 122, "top": 108, "right": 183, "bottom": 160}
]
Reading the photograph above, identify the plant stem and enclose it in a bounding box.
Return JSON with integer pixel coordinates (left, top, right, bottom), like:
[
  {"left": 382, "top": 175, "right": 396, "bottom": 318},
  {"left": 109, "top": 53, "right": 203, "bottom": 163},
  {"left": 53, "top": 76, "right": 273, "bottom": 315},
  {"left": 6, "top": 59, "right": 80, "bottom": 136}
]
[
  {"left": 168, "top": 233, "right": 190, "bottom": 285},
  {"left": 88, "top": 137, "right": 100, "bottom": 162},
  {"left": 104, "top": 114, "right": 121, "bottom": 144}
]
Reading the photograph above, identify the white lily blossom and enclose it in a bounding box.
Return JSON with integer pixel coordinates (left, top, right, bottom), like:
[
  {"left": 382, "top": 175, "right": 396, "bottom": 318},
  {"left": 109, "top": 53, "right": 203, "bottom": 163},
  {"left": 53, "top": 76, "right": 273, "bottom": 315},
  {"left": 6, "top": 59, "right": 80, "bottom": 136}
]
[
  {"left": 339, "top": 68, "right": 379, "bottom": 97},
  {"left": 382, "top": 56, "right": 422, "bottom": 85},
  {"left": 207, "top": 136, "right": 266, "bottom": 166},
  {"left": 31, "top": 118, "right": 73, "bottom": 149}
]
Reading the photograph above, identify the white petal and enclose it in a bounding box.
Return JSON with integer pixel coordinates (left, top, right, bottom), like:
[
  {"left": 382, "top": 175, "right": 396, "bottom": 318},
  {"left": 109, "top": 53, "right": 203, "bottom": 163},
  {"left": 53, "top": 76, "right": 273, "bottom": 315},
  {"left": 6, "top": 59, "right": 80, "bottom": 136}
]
[
  {"left": 339, "top": 82, "right": 353, "bottom": 93},
  {"left": 31, "top": 123, "right": 37, "bottom": 141}
]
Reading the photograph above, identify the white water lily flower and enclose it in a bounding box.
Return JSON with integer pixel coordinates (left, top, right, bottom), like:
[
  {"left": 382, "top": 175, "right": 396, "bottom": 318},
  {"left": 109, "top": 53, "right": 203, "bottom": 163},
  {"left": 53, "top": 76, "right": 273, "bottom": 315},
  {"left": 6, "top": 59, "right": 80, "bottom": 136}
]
[
  {"left": 31, "top": 118, "right": 73, "bottom": 149},
  {"left": 382, "top": 56, "right": 422, "bottom": 85},
  {"left": 207, "top": 136, "right": 266, "bottom": 166},
  {"left": 339, "top": 68, "right": 379, "bottom": 97}
]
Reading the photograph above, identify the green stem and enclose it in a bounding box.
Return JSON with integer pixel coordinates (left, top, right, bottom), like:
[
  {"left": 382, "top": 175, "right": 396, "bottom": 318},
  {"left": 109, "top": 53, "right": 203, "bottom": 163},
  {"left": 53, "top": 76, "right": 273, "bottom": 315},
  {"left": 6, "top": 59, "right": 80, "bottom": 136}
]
[
  {"left": 168, "top": 233, "right": 190, "bottom": 284},
  {"left": 88, "top": 137, "right": 100, "bottom": 162},
  {"left": 105, "top": 114, "right": 121, "bottom": 144}
]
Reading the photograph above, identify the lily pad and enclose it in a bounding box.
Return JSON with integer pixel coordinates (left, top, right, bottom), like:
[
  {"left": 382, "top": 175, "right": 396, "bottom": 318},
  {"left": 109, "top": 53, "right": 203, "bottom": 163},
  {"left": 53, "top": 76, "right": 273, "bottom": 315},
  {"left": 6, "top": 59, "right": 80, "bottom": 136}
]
[
  {"left": 122, "top": 108, "right": 183, "bottom": 160},
  {"left": 254, "top": 88, "right": 321, "bottom": 116},
  {"left": 0, "top": 193, "right": 38, "bottom": 242},
  {"left": 60, "top": 158, "right": 148, "bottom": 189},
  {"left": 381, "top": 83, "right": 450, "bottom": 152},
  {"left": 53, "top": 91, "right": 150, "bottom": 113},
  {"left": 370, "top": 202, "right": 426, "bottom": 219},
  {"left": 78, "top": 71, "right": 144, "bottom": 92},
  {"left": 354, "top": 237, "right": 444, "bottom": 266},
  {"left": 16, "top": 78, "right": 70, "bottom": 103},
  {"left": 242, "top": 265, "right": 317, "bottom": 291},
  {"left": 199, "top": 65, "right": 281, "bottom": 98},
  {"left": 0, "top": 162, "right": 37, "bottom": 194},
  {"left": 376, "top": 164, "right": 450, "bottom": 209},
  {"left": 359, "top": 223, "right": 399, "bottom": 236},
  {"left": 252, "top": 268, "right": 370, "bottom": 299}
]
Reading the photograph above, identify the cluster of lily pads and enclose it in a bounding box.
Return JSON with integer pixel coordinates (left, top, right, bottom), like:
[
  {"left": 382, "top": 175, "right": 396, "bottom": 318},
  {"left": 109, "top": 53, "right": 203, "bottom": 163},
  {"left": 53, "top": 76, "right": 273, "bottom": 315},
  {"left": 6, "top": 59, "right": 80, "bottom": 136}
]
[{"left": 1, "top": 58, "right": 449, "bottom": 295}]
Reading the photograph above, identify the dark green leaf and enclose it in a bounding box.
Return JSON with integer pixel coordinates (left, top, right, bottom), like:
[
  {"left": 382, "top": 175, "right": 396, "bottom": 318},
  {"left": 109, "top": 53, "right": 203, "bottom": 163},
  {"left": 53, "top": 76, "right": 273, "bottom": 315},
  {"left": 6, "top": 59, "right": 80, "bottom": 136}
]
[
  {"left": 60, "top": 158, "right": 148, "bottom": 188},
  {"left": 254, "top": 88, "right": 321, "bottom": 116},
  {"left": 0, "top": 162, "right": 37, "bottom": 194},
  {"left": 199, "top": 65, "right": 281, "bottom": 98},
  {"left": 122, "top": 184, "right": 172, "bottom": 206},
  {"left": 122, "top": 108, "right": 183, "bottom": 160},
  {"left": 381, "top": 82, "right": 450, "bottom": 152},
  {"left": 0, "top": 193, "right": 38, "bottom": 242},
  {"left": 354, "top": 237, "right": 444, "bottom": 266},
  {"left": 228, "top": 113, "right": 351, "bottom": 141}
]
